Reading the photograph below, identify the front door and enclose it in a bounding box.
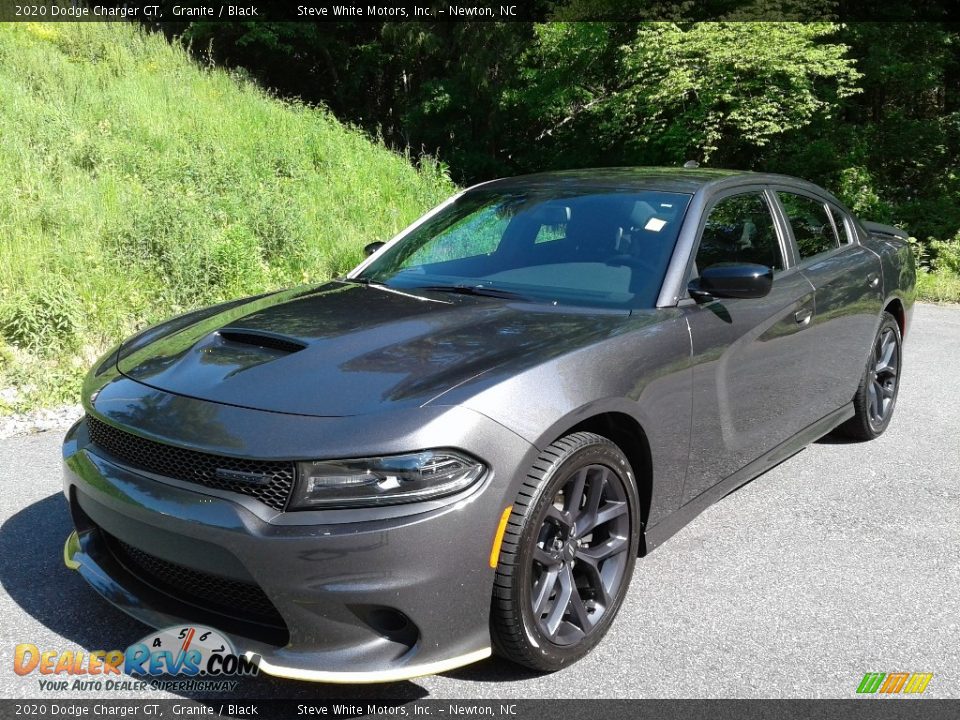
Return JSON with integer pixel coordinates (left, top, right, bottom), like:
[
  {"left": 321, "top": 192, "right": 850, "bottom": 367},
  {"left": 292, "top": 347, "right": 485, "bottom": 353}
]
[{"left": 682, "top": 189, "right": 817, "bottom": 503}]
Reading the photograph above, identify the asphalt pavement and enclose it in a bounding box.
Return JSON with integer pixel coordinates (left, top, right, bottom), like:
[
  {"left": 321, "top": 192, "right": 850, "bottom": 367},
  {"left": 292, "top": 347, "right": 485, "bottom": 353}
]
[{"left": 1, "top": 303, "right": 958, "bottom": 700}]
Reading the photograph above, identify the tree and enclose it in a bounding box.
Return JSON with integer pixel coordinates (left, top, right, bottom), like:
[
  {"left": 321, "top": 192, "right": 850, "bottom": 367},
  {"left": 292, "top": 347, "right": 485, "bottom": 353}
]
[{"left": 517, "top": 22, "right": 861, "bottom": 167}]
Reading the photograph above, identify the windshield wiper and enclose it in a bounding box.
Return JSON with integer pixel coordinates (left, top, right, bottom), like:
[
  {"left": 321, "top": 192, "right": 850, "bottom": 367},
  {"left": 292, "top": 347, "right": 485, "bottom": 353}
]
[
  {"left": 412, "top": 284, "right": 527, "bottom": 300},
  {"left": 339, "top": 277, "right": 450, "bottom": 303}
]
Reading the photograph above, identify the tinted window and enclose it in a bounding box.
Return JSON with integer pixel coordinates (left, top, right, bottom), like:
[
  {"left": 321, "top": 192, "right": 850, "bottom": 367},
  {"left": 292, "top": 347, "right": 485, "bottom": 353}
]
[
  {"left": 360, "top": 189, "right": 692, "bottom": 309},
  {"left": 694, "top": 193, "right": 783, "bottom": 273},
  {"left": 779, "top": 192, "right": 840, "bottom": 259}
]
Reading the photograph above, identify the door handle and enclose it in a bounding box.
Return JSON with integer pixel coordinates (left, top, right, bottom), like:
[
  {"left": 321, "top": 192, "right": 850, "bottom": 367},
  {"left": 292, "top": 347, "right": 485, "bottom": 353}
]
[
  {"left": 866, "top": 272, "right": 880, "bottom": 288},
  {"left": 794, "top": 308, "right": 813, "bottom": 325}
]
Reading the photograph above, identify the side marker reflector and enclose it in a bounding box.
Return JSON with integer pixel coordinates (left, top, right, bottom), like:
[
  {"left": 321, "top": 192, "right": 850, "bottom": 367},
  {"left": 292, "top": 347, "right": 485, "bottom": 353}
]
[{"left": 489, "top": 505, "right": 513, "bottom": 569}]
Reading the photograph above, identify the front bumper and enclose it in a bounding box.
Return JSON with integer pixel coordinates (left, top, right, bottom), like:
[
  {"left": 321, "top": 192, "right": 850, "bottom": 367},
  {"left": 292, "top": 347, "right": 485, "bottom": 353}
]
[{"left": 62, "top": 395, "right": 534, "bottom": 682}]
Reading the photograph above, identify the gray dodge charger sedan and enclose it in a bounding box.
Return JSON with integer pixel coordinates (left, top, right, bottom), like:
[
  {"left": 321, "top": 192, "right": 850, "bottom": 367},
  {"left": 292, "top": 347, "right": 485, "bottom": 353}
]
[{"left": 63, "top": 168, "right": 915, "bottom": 681}]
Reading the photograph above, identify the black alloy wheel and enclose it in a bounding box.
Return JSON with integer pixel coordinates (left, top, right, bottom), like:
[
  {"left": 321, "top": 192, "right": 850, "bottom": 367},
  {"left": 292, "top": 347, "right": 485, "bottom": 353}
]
[
  {"left": 490, "top": 432, "right": 640, "bottom": 671},
  {"left": 837, "top": 311, "right": 903, "bottom": 441},
  {"left": 867, "top": 324, "right": 900, "bottom": 429}
]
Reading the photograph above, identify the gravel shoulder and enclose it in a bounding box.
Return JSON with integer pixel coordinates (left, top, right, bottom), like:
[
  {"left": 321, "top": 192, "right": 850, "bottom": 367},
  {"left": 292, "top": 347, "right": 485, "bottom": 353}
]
[{"left": 0, "top": 404, "right": 82, "bottom": 440}]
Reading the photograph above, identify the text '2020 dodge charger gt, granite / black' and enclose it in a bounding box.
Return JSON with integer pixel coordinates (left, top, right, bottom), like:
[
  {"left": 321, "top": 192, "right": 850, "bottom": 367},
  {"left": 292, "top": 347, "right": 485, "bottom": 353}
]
[{"left": 63, "top": 168, "right": 915, "bottom": 681}]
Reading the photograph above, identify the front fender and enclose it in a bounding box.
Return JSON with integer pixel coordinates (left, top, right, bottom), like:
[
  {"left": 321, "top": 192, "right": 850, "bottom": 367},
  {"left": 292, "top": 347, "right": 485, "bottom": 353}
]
[{"left": 447, "top": 310, "right": 694, "bottom": 527}]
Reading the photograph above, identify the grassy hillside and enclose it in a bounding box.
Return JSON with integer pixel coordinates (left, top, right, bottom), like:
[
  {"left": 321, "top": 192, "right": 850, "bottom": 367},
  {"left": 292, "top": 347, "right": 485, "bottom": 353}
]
[{"left": 0, "top": 23, "right": 454, "bottom": 413}]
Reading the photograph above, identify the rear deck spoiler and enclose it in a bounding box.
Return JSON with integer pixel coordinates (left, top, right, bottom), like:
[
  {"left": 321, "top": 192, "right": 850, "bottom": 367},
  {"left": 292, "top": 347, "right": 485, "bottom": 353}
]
[{"left": 863, "top": 221, "right": 909, "bottom": 241}]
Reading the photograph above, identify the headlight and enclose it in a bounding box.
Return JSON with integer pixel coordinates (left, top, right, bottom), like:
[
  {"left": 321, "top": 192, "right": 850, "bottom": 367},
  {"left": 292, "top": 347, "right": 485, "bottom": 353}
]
[{"left": 290, "top": 450, "right": 486, "bottom": 510}]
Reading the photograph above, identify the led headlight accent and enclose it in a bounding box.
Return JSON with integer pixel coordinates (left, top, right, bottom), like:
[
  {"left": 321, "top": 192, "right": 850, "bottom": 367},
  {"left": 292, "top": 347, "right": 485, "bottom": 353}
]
[{"left": 290, "top": 450, "right": 485, "bottom": 509}]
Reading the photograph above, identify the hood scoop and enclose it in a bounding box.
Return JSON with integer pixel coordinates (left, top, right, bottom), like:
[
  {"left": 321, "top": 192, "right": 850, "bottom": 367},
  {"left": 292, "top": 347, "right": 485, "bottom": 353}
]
[{"left": 217, "top": 328, "right": 306, "bottom": 355}]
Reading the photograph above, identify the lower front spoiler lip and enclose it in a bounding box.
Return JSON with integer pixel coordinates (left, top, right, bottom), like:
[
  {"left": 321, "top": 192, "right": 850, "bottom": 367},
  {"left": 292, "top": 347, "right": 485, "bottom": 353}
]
[
  {"left": 248, "top": 648, "right": 493, "bottom": 685},
  {"left": 62, "top": 531, "right": 493, "bottom": 684}
]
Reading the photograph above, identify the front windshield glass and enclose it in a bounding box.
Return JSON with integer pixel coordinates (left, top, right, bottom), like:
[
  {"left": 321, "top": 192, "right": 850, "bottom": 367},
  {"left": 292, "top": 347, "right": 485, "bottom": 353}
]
[{"left": 358, "top": 187, "right": 692, "bottom": 309}]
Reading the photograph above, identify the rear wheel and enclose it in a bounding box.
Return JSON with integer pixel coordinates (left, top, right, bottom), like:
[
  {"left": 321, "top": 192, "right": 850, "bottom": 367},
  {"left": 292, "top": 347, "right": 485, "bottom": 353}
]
[
  {"left": 836, "top": 311, "right": 902, "bottom": 441},
  {"left": 490, "top": 432, "right": 640, "bottom": 671}
]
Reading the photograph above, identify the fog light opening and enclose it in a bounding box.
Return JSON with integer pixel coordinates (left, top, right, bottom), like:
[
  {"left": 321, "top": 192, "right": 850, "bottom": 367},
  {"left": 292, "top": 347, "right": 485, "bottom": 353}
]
[{"left": 355, "top": 606, "right": 419, "bottom": 649}]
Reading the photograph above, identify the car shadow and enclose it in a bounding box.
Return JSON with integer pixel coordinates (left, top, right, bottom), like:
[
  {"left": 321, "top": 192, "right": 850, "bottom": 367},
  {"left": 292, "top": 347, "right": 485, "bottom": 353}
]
[
  {"left": 440, "top": 658, "right": 543, "bottom": 683},
  {"left": 815, "top": 432, "right": 861, "bottom": 445},
  {"left": 0, "top": 493, "right": 429, "bottom": 702}
]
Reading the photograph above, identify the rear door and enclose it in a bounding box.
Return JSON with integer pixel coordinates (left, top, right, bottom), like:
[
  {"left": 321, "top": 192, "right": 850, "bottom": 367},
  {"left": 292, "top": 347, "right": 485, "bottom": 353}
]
[
  {"left": 771, "top": 190, "right": 884, "bottom": 416},
  {"left": 682, "top": 188, "right": 819, "bottom": 503}
]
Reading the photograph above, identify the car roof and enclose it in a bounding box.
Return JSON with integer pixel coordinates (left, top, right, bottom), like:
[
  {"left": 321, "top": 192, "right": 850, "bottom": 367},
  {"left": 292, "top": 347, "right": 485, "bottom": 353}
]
[{"left": 474, "top": 167, "right": 832, "bottom": 199}]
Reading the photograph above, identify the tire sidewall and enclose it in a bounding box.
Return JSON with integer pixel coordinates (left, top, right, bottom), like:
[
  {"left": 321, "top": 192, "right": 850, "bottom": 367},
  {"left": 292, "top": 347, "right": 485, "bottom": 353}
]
[
  {"left": 866, "top": 314, "right": 903, "bottom": 436},
  {"left": 513, "top": 440, "right": 640, "bottom": 668}
]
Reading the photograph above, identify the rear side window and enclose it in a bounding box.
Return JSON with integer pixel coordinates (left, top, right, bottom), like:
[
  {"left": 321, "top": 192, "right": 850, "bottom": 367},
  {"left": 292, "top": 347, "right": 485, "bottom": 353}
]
[
  {"left": 779, "top": 192, "right": 841, "bottom": 260},
  {"left": 695, "top": 192, "right": 784, "bottom": 273}
]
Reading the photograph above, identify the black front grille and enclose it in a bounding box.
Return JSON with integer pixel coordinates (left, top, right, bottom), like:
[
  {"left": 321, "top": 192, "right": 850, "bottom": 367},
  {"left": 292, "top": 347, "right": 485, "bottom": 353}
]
[
  {"left": 86, "top": 415, "right": 295, "bottom": 510},
  {"left": 106, "top": 533, "right": 286, "bottom": 629}
]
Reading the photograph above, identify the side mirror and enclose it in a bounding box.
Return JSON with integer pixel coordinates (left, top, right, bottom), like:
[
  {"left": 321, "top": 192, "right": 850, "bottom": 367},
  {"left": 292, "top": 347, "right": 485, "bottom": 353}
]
[
  {"left": 364, "top": 241, "right": 385, "bottom": 257},
  {"left": 689, "top": 263, "right": 773, "bottom": 301}
]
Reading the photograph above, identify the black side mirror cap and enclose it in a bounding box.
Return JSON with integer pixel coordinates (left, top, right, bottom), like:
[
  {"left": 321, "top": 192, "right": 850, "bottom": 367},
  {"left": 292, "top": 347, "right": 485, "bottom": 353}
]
[
  {"left": 688, "top": 262, "right": 773, "bottom": 301},
  {"left": 364, "top": 241, "right": 385, "bottom": 257}
]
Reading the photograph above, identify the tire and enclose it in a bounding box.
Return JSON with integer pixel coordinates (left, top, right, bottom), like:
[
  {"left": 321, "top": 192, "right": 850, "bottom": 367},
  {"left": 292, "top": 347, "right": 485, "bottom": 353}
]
[
  {"left": 836, "top": 311, "right": 902, "bottom": 441},
  {"left": 490, "top": 432, "right": 640, "bottom": 672}
]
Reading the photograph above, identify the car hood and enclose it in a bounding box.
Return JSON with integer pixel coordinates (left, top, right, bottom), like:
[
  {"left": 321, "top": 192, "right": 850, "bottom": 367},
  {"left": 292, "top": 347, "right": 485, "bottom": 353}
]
[{"left": 116, "top": 282, "right": 631, "bottom": 417}]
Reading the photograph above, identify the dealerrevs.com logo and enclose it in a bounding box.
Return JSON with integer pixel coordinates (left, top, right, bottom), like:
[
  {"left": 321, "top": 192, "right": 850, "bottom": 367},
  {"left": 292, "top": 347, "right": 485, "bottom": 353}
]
[{"left": 14, "top": 625, "right": 260, "bottom": 693}]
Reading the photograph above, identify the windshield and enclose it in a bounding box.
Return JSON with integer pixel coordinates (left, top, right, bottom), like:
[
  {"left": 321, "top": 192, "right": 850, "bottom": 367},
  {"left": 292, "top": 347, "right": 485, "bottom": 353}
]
[{"left": 357, "top": 187, "right": 692, "bottom": 309}]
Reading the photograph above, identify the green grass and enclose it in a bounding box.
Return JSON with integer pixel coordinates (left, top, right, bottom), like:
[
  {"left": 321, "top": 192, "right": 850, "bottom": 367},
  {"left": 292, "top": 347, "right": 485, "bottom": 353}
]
[
  {"left": 0, "top": 22, "right": 454, "bottom": 413},
  {"left": 917, "top": 268, "right": 960, "bottom": 303},
  {"left": 914, "top": 233, "right": 960, "bottom": 304}
]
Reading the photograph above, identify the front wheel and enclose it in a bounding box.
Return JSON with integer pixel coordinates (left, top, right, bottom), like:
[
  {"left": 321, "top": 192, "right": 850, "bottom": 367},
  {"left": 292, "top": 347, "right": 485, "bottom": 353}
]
[
  {"left": 836, "top": 311, "right": 902, "bottom": 441},
  {"left": 490, "top": 432, "right": 640, "bottom": 672}
]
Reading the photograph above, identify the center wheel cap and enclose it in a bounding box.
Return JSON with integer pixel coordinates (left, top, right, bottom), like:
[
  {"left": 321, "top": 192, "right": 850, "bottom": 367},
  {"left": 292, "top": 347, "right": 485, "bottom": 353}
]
[{"left": 562, "top": 542, "right": 577, "bottom": 562}]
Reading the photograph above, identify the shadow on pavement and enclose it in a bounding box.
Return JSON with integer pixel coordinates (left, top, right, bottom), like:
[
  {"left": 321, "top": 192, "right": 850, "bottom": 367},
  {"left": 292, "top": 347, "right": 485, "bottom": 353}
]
[
  {"left": 814, "top": 432, "right": 861, "bottom": 445},
  {"left": 0, "top": 493, "right": 429, "bottom": 702},
  {"left": 441, "top": 657, "right": 543, "bottom": 683}
]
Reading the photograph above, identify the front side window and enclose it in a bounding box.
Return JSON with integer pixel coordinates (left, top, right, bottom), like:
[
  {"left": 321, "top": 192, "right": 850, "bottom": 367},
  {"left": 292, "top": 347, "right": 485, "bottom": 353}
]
[
  {"left": 694, "top": 192, "right": 784, "bottom": 274},
  {"left": 359, "top": 188, "right": 692, "bottom": 309},
  {"left": 779, "top": 192, "right": 841, "bottom": 260}
]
